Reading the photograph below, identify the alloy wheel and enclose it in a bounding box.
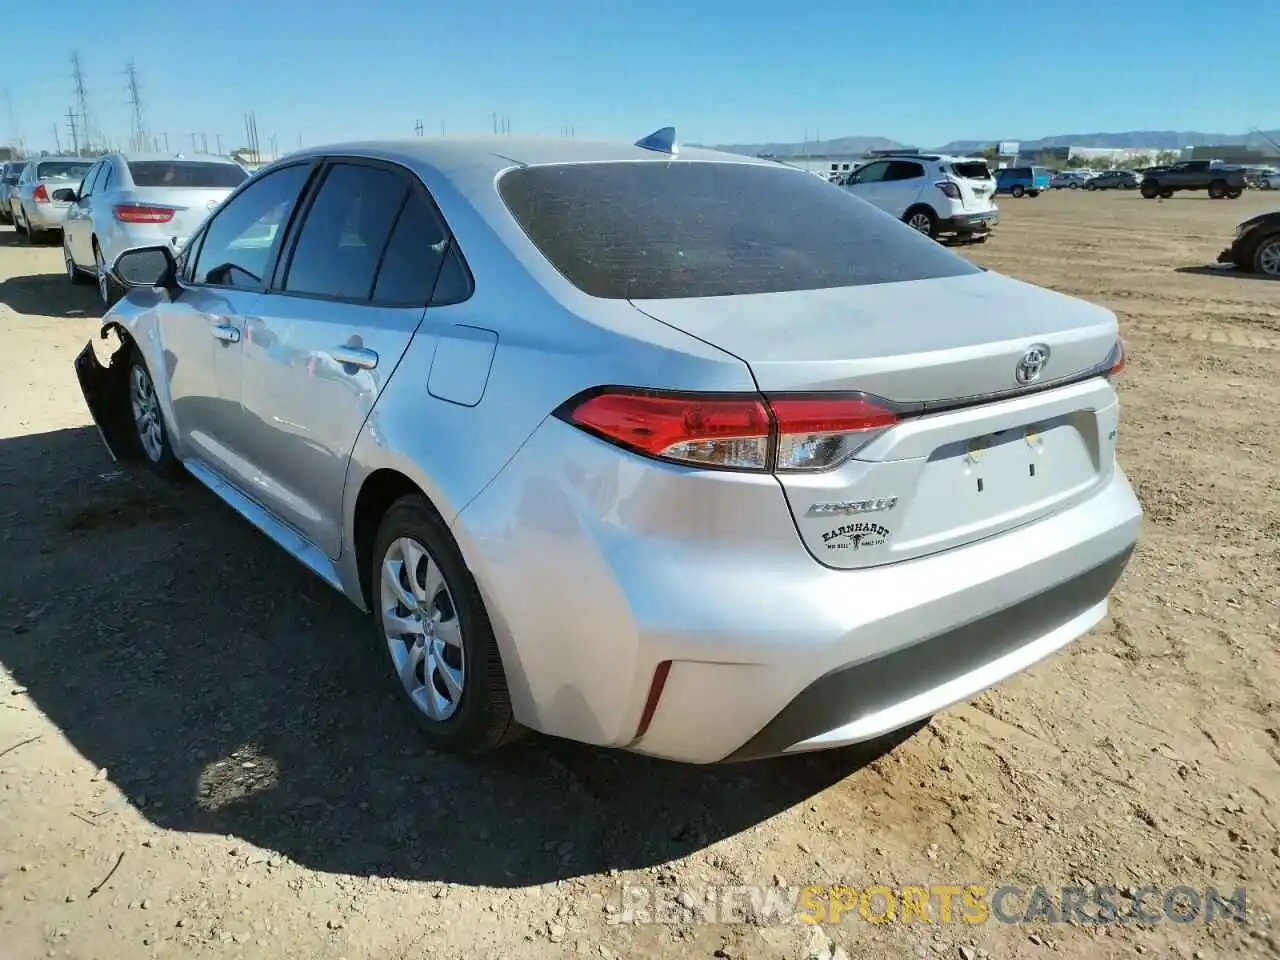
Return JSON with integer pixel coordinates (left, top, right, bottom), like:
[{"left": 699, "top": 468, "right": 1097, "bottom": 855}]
[
  {"left": 95, "top": 245, "right": 110, "bottom": 306},
  {"left": 907, "top": 212, "right": 932, "bottom": 234},
  {"left": 129, "top": 364, "right": 164, "bottom": 462},
  {"left": 1257, "top": 238, "right": 1280, "bottom": 278},
  {"left": 380, "top": 536, "right": 466, "bottom": 721}
]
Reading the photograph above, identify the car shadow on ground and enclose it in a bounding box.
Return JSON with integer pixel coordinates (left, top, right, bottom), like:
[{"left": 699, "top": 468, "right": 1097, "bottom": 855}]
[
  {"left": 0, "top": 271, "right": 104, "bottom": 319},
  {"left": 0, "top": 426, "right": 917, "bottom": 887},
  {"left": 1175, "top": 265, "right": 1278, "bottom": 283}
]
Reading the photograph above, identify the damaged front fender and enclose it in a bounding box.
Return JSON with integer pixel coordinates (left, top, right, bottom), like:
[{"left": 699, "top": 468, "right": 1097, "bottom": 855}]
[{"left": 74, "top": 327, "right": 140, "bottom": 464}]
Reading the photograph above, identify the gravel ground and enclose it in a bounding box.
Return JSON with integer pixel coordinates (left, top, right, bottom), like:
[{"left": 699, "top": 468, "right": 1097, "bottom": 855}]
[{"left": 1, "top": 191, "right": 1278, "bottom": 960}]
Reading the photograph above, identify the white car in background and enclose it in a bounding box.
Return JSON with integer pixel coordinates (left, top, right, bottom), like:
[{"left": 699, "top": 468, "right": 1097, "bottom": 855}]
[
  {"left": 57, "top": 152, "right": 249, "bottom": 306},
  {"left": 841, "top": 153, "right": 998, "bottom": 241}
]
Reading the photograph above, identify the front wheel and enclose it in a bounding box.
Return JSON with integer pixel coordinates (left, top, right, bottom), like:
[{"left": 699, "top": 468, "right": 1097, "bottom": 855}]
[
  {"left": 127, "top": 347, "right": 182, "bottom": 477},
  {"left": 903, "top": 206, "right": 938, "bottom": 239},
  {"left": 1011, "top": 185, "right": 1025, "bottom": 198},
  {"left": 64, "top": 239, "right": 92, "bottom": 286},
  {"left": 1226, "top": 188, "right": 1242, "bottom": 199},
  {"left": 1254, "top": 235, "right": 1280, "bottom": 277},
  {"left": 371, "top": 496, "right": 519, "bottom": 753},
  {"left": 1085, "top": 182, "right": 1097, "bottom": 191}
]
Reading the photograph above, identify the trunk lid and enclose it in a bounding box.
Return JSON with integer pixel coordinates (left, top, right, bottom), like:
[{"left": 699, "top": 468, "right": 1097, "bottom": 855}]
[
  {"left": 117, "top": 187, "right": 234, "bottom": 240},
  {"left": 947, "top": 160, "right": 996, "bottom": 211},
  {"left": 630, "top": 271, "right": 1121, "bottom": 569}
]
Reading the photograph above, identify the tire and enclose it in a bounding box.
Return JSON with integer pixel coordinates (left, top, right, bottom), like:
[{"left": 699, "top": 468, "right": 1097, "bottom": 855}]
[
  {"left": 1028, "top": 190, "right": 1040, "bottom": 198},
  {"left": 1069, "top": 182, "right": 1080, "bottom": 189},
  {"left": 370, "top": 495, "right": 519, "bottom": 754},
  {"left": 1160, "top": 190, "right": 1174, "bottom": 199},
  {"left": 1140, "top": 182, "right": 1159, "bottom": 199},
  {"left": 64, "top": 238, "right": 92, "bottom": 286},
  {"left": 1226, "top": 189, "right": 1242, "bottom": 199},
  {"left": 126, "top": 345, "right": 182, "bottom": 478},
  {"left": 1011, "top": 185, "right": 1025, "bottom": 198},
  {"left": 1253, "top": 234, "right": 1280, "bottom": 278},
  {"left": 93, "top": 239, "right": 121, "bottom": 307},
  {"left": 1208, "top": 180, "right": 1227, "bottom": 199},
  {"left": 902, "top": 206, "right": 938, "bottom": 240},
  {"left": 1085, "top": 181, "right": 1097, "bottom": 191}
]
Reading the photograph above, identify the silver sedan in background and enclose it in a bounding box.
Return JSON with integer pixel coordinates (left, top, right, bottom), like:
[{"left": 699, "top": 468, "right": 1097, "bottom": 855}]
[
  {"left": 10, "top": 156, "right": 93, "bottom": 241},
  {"left": 0, "top": 160, "right": 27, "bottom": 224},
  {"left": 59, "top": 153, "right": 249, "bottom": 305}
]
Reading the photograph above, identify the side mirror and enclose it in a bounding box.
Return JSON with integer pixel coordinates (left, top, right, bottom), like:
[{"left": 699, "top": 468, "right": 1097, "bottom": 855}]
[
  {"left": 51, "top": 188, "right": 77, "bottom": 203},
  {"left": 111, "top": 245, "right": 178, "bottom": 290}
]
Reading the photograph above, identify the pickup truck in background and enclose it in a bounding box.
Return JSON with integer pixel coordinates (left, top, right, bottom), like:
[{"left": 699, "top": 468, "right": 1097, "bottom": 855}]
[{"left": 1139, "top": 161, "right": 1249, "bottom": 199}]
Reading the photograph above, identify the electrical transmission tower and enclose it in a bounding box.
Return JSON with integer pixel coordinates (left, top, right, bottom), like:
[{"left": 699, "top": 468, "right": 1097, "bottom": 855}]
[
  {"left": 71, "top": 52, "right": 92, "bottom": 154},
  {"left": 126, "top": 60, "right": 147, "bottom": 152},
  {"left": 65, "top": 108, "right": 81, "bottom": 154},
  {"left": 414, "top": 120, "right": 424, "bottom": 136}
]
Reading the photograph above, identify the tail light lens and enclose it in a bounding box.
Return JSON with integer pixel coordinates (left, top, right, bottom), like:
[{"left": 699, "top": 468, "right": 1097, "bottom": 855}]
[
  {"left": 114, "top": 203, "right": 176, "bottom": 224},
  {"left": 1106, "top": 338, "right": 1126, "bottom": 380},
  {"left": 935, "top": 180, "right": 962, "bottom": 200},
  {"left": 558, "top": 389, "right": 901, "bottom": 473},
  {"left": 32, "top": 184, "right": 49, "bottom": 203}
]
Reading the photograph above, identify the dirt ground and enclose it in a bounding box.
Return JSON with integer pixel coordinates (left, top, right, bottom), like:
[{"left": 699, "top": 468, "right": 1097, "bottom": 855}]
[{"left": 1, "top": 191, "right": 1278, "bottom": 960}]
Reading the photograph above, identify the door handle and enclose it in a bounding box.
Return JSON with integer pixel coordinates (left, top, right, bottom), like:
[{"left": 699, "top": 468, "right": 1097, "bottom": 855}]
[
  {"left": 327, "top": 345, "right": 378, "bottom": 370},
  {"left": 211, "top": 323, "right": 241, "bottom": 343}
]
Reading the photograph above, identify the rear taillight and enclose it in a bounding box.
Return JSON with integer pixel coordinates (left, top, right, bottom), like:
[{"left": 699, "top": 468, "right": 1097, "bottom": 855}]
[
  {"left": 114, "top": 203, "right": 175, "bottom": 224},
  {"left": 1106, "top": 338, "right": 1126, "bottom": 380},
  {"left": 935, "top": 180, "right": 962, "bottom": 200},
  {"left": 32, "top": 184, "right": 49, "bottom": 203},
  {"left": 558, "top": 389, "right": 901, "bottom": 473}
]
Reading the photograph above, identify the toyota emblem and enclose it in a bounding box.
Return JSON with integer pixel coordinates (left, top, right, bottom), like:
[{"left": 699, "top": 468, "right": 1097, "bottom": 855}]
[{"left": 1015, "top": 344, "right": 1050, "bottom": 384}]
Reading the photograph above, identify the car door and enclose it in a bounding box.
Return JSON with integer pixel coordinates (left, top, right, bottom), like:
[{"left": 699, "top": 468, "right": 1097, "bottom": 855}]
[
  {"left": 878, "top": 160, "right": 927, "bottom": 217},
  {"left": 842, "top": 161, "right": 893, "bottom": 213},
  {"left": 64, "top": 161, "right": 101, "bottom": 264},
  {"left": 236, "top": 158, "right": 462, "bottom": 557},
  {"left": 161, "top": 161, "right": 317, "bottom": 482}
]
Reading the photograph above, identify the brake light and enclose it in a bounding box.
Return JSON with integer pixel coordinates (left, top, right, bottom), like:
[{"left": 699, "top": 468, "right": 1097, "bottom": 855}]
[
  {"left": 558, "top": 389, "right": 901, "bottom": 472},
  {"left": 32, "top": 184, "right": 49, "bottom": 203},
  {"left": 935, "top": 180, "right": 962, "bottom": 200},
  {"left": 114, "top": 203, "right": 175, "bottom": 224},
  {"left": 1106, "top": 338, "right": 1126, "bottom": 380}
]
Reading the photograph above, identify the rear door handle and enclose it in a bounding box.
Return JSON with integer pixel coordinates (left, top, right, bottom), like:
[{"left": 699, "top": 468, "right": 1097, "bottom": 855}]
[
  {"left": 212, "top": 323, "right": 240, "bottom": 343},
  {"left": 327, "top": 345, "right": 378, "bottom": 370}
]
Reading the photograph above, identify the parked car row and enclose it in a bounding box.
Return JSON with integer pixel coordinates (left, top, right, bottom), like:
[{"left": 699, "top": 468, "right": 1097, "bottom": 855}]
[{"left": 4, "top": 152, "right": 249, "bottom": 305}]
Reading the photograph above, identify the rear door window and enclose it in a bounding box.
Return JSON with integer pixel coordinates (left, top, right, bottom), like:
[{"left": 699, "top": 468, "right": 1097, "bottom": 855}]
[
  {"left": 128, "top": 161, "right": 248, "bottom": 188},
  {"left": 282, "top": 162, "right": 409, "bottom": 301},
  {"left": 498, "top": 161, "right": 980, "bottom": 300}
]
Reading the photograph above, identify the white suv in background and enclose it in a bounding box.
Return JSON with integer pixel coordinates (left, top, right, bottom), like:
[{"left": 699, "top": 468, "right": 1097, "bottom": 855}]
[{"left": 841, "top": 153, "right": 998, "bottom": 241}]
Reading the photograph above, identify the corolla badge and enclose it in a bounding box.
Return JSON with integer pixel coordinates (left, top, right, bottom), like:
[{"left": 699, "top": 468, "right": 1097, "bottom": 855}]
[{"left": 1015, "top": 344, "right": 1051, "bottom": 385}]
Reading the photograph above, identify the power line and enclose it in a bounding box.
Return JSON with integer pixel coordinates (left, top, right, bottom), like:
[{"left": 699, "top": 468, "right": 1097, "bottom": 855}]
[
  {"left": 125, "top": 60, "right": 146, "bottom": 152},
  {"left": 71, "top": 51, "right": 92, "bottom": 153}
]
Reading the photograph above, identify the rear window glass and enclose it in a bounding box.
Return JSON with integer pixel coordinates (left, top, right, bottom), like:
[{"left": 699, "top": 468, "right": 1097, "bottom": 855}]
[
  {"left": 128, "top": 161, "right": 248, "bottom": 188},
  {"left": 498, "top": 162, "right": 981, "bottom": 300},
  {"left": 37, "top": 161, "right": 93, "bottom": 181},
  {"left": 951, "top": 161, "right": 991, "bottom": 180}
]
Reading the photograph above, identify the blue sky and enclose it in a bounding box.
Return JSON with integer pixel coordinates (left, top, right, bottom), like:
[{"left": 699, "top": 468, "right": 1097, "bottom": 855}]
[{"left": 4, "top": 0, "right": 1273, "bottom": 154}]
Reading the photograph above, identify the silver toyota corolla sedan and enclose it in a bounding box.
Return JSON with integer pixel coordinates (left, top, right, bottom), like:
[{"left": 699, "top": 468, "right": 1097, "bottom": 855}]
[
  {"left": 73, "top": 130, "right": 1141, "bottom": 764},
  {"left": 57, "top": 152, "right": 249, "bottom": 306},
  {"left": 10, "top": 155, "right": 93, "bottom": 241}
]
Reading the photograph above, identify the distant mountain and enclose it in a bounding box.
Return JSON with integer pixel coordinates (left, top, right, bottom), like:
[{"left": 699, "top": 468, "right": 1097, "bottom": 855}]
[
  {"left": 693, "top": 135, "right": 907, "bottom": 156},
  {"left": 701, "top": 130, "right": 1280, "bottom": 157},
  {"left": 936, "top": 130, "right": 1280, "bottom": 153}
]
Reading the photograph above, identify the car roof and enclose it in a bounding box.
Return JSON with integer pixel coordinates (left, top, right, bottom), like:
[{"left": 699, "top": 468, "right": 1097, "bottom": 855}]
[
  {"left": 106, "top": 152, "right": 243, "bottom": 164},
  {"left": 33, "top": 155, "right": 93, "bottom": 163},
  {"left": 262, "top": 136, "right": 781, "bottom": 208}
]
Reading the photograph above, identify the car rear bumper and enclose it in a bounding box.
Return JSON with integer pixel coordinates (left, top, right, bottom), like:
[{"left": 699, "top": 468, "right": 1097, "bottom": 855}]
[
  {"left": 455, "top": 417, "right": 1142, "bottom": 764},
  {"left": 26, "top": 202, "right": 71, "bottom": 230},
  {"left": 942, "top": 210, "right": 999, "bottom": 234}
]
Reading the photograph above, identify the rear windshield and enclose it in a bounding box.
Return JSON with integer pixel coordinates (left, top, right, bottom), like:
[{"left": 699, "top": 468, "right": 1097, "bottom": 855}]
[
  {"left": 950, "top": 161, "right": 991, "bottom": 180},
  {"left": 128, "top": 161, "right": 248, "bottom": 188},
  {"left": 37, "top": 161, "right": 92, "bottom": 181},
  {"left": 3, "top": 162, "right": 26, "bottom": 181},
  {"left": 498, "top": 162, "right": 981, "bottom": 300}
]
